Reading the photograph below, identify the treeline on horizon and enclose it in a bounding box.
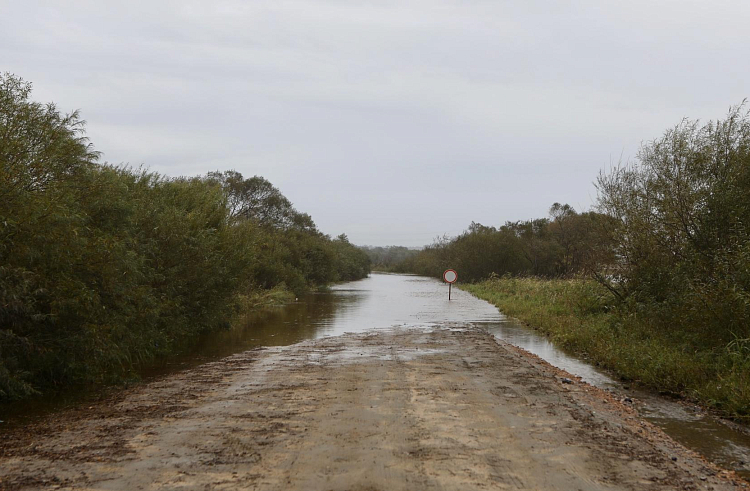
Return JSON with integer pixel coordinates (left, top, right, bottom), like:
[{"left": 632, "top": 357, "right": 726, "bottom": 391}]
[
  {"left": 394, "top": 103, "right": 750, "bottom": 416},
  {"left": 0, "top": 74, "right": 369, "bottom": 401},
  {"left": 359, "top": 246, "right": 420, "bottom": 271},
  {"left": 393, "top": 204, "right": 616, "bottom": 281},
  {"left": 398, "top": 103, "right": 750, "bottom": 337}
]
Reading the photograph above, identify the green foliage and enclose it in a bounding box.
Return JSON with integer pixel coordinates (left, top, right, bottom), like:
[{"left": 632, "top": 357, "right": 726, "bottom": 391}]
[
  {"left": 0, "top": 73, "right": 369, "bottom": 402},
  {"left": 465, "top": 277, "right": 750, "bottom": 420},
  {"left": 596, "top": 104, "right": 750, "bottom": 346},
  {"left": 359, "top": 245, "right": 419, "bottom": 271},
  {"left": 206, "top": 170, "right": 317, "bottom": 231},
  {"left": 405, "top": 104, "right": 750, "bottom": 419},
  {"left": 399, "top": 208, "right": 616, "bottom": 282},
  {"left": 332, "top": 235, "right": 371, "bottom": 281}
]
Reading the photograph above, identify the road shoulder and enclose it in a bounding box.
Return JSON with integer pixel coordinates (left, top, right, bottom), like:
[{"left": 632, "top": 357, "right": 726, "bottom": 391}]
[{"left": 0, "top": 327, "right": 747, "bottom": 490}]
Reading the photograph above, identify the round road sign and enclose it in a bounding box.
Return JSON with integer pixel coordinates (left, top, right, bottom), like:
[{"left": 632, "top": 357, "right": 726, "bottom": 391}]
[{"left": 443, "top": 269, "right": 457, "bottom": 283}]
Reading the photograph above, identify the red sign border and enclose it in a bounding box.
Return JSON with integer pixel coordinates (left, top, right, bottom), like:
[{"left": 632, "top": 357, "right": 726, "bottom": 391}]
[{"left": 443, "top": 269, "right": 458, "bottom": 284}]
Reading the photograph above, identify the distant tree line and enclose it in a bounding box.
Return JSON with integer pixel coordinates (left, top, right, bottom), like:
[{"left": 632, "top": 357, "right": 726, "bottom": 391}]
[
  {"left": 0, "top": 74, "right": 369, "bottom": 401},
  {"left": 397, "top": 206, "right": 617, "bottom": 282},
  {"left": 400, "top": 103, "right": 750, "bottom": 376},
  {"left": 359, "top": 246, "right": 419, "bottom": 271}
]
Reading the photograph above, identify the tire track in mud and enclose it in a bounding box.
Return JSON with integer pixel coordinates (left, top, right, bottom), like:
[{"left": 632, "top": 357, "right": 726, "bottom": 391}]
[{"left": 0, "top": 327, "right": 747, "bottom": 490}]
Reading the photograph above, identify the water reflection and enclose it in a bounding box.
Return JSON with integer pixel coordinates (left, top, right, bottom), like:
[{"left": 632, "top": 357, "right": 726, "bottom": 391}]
[
  {"left": 480, "top": 318, "right": 619, "bottom": 389},
  {"left": 317, "top": 273, "right": 750, "bottom": 479},
  {"left": 1, "top": 272, "right": 748, "bottom": 478}
]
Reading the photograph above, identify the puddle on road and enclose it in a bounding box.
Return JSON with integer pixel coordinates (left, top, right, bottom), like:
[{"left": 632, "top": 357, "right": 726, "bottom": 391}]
[
  {"left": 304, "top": 344, "right": 448, "bottom": 365},
  {"left": 480, "top": 317, "right": 750, "bottom": 478},
  {"left": 1, "top": 272, "right": 748, "bottom": 478}
]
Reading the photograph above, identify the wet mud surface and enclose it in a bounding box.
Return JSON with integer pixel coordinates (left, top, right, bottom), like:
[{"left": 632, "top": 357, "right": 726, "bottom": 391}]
[
  {"left": 4, "top": 273, "right": 749, "bottom": 479},
  {"left": 0, "top": 327, "right": 747, "bottom": 490}
]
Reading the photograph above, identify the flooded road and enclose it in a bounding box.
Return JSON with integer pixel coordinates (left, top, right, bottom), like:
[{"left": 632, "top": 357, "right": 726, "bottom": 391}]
[
  {"left": 2, "top": 273, "right": 749, "bottom": 481},
  {"left": 2, "top": 323, "right": 744, "bottom": 489},
  {"left": 231, "top": 272, "right": 750, "bottom": 479}
]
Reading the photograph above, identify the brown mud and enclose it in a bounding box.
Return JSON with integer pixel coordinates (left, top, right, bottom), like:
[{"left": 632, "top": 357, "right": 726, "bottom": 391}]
[{"left": 0, "top": 327, "right": 747, "bottom": 490}]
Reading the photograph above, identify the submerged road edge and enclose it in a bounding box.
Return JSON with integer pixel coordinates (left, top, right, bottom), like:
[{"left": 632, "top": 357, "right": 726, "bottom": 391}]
[{"left": 0, "top": 327, "right": 747, "bottom": 490}]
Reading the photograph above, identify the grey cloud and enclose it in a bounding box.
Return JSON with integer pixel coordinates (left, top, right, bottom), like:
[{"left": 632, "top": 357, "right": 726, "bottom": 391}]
[{"left": 2, "top": 0, "right": 749, "bottom": 246}]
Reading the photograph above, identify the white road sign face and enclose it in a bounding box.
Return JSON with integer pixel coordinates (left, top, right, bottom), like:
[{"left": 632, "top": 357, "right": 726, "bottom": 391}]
[{"left": 443, "top": 270, "right": 457, "bottom": 283}]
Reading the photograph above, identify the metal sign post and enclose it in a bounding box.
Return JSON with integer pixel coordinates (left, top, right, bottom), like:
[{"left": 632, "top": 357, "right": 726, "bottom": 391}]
[{"left": 443, "top": 269, "right": 457, "bottom": 300}]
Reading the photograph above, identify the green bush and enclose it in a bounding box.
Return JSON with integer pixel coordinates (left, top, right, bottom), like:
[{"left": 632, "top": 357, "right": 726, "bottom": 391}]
[
  {"left": 465, "top": 277, "right": 750, "bottom": 420},
  {"left": 0, "top": 74, "right": 369, "bottom": 401},
  {"left": 402, "top": 105, "right": 750, "bottom": 420},
  {"left": 596, "top": 105, "right": 750, "bottom": 350},
  {"left": 399, "top": 209, "right": 616, "bottom": 282}
]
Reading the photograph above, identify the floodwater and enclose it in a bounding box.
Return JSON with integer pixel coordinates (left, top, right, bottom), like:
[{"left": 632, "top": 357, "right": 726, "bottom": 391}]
[{"left": 2, "top": 272, "right": 749, "bottom": 478}]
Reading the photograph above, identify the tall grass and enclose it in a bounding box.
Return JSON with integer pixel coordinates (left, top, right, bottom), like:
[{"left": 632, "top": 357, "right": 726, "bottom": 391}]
[{"left": 464, "top": 276, "right": 750, "bottom": 421}]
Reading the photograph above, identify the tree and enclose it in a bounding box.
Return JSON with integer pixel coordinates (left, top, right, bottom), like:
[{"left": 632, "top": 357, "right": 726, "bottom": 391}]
[
  {"left": 207, "top": 171, "right": 316, "bottom": 231},
  {"left": 596, "top": 103, "right": 750, "bottom": 340},
  {"left": 0, "top": 73, "right": 99, "bottom": 204},
  {"left": 0, "top": 74, "right": 369, "bottom": 402}
]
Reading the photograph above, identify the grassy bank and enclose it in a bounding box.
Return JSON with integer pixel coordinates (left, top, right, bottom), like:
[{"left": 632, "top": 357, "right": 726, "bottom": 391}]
[{"left": 463, "top": 277, "right": 750, "bottom": 421}]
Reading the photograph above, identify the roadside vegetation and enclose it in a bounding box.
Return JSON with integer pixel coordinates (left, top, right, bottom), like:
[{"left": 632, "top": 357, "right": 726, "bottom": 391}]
[
  {"left": 396, "top": 205, "right": 616, "bottom": 280},
  {"left": 360, "top": 246, "right": 419, "bottom": 272},
  {"left": 0, "top": 74, "right": 369, "bottom": 402},
  {"left": 404, "top": 104, "right": 750, "bottom": 420},
  {"left": 464, "top": 277, "right": 750, "bottom": 420}
]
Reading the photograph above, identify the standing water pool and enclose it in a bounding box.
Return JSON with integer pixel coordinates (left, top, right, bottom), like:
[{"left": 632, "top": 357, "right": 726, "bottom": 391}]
[{"left": 1, "top": 273, "right": 749, "bottom": 478}]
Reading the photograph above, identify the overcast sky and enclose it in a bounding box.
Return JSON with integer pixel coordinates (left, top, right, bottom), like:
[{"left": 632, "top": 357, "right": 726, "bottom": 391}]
[{"left": 3, "top": 1, "right": 749, "bottom": 246}]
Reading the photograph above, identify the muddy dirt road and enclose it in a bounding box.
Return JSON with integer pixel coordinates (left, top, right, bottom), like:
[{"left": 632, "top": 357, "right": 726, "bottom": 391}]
[{"left": 1, "top": 327, "right": 746, "bottom": 490}]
